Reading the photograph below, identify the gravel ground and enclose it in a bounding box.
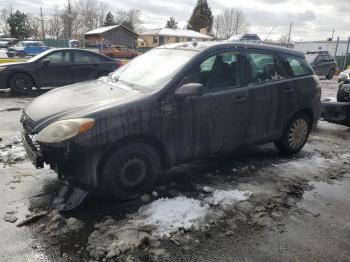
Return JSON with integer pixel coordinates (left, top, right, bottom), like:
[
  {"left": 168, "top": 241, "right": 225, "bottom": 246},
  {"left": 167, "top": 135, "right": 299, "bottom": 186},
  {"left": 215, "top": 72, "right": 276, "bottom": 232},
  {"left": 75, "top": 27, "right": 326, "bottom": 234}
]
[{"left": 0, "top": 79, "right": 349, "bottom": 262}]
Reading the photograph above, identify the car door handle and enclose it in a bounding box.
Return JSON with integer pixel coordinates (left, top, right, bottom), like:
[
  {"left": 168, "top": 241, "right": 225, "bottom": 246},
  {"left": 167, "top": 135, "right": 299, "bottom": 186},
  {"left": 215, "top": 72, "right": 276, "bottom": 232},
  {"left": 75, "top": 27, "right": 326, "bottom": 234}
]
[
  {"left": 283, "top": 88, "right": 295, "bottom": 94},
  {"left": 233, "top": 96, "right": 247, "bottom": 103}
]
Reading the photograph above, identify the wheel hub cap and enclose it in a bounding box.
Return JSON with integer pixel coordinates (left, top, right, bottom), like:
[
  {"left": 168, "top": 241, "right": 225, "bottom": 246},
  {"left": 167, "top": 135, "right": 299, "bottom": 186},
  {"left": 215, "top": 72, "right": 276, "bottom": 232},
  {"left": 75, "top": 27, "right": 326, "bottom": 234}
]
[{"left": 288, "top": 119, "right": 308, "bottom": 149}]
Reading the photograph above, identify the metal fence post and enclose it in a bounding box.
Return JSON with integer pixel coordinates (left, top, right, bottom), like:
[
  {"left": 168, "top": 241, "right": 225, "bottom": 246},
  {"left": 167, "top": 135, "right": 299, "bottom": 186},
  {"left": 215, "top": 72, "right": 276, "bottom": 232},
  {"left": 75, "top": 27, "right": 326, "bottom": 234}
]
[{"left": 343, "top": 37, "right": 350, "bottom": 70}]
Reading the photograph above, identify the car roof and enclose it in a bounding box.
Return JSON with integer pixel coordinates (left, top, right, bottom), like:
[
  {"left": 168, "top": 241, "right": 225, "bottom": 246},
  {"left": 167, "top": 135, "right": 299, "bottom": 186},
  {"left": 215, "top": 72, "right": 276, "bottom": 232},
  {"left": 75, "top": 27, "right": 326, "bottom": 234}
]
[
  {"left": 157, "top": 41, "right": 305, "bottom": 58},
  {"left": 46, "top": 48, "right": 115, "bottom": 60}
]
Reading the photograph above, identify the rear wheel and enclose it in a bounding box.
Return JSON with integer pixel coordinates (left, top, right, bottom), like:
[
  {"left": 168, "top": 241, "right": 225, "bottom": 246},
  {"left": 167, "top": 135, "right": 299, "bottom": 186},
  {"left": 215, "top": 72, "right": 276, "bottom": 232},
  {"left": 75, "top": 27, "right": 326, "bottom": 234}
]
[
  {"left": 100, "top": 143, "right": 161, "bottom": 201},
  {"left": 275, "top": 114, "right": 311, "bottom": 155},
  {"left": 326, "top": 69, "right": 334, "bottom": 80},
  {"left": 8, "top": 73, "right": 33, "bottom": 94},
  {"left": 17, "top": 51, "right": 26, "bottom": 58}
]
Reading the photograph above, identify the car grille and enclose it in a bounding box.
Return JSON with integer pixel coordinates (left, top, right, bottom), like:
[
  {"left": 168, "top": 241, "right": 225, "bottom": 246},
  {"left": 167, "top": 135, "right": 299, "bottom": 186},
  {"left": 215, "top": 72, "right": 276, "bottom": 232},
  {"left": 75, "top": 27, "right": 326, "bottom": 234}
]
[{"left": 21, "top": 113, "right": 36, "bottom": 135}]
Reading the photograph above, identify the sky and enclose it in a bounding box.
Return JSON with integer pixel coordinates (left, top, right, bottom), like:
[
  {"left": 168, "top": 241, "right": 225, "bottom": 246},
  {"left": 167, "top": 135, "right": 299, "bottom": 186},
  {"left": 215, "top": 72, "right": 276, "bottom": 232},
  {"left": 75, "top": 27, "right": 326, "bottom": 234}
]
[{"left": 1, "top": 0, "right": 350, "bottom": 41}]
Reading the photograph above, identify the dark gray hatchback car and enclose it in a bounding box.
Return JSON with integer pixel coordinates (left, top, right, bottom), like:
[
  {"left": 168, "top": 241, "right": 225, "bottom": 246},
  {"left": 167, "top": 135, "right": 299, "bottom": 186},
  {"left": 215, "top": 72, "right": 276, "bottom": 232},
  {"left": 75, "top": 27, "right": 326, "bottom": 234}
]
[{"left": 21, "top": 42, "right": 321, "bottom": 210}]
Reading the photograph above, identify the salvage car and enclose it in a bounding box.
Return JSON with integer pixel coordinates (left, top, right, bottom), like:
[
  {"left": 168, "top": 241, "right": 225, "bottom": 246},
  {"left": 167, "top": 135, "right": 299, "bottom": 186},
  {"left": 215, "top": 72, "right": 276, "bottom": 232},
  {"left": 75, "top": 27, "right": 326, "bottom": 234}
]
[
  {"left": 99, "top": 45, "right": 140, "bottom": 59},
  {"left": 0, "top": 48, "right": 122, "bottom": 93},
  {"left": 21, "top": 42, "right": 321, "bottom": 210},
  {"left": 6, "top": 41, "right": 49, "bottom": 58},
  {"left": 305, "top": 51, "right": 337, "bottom": 80}
]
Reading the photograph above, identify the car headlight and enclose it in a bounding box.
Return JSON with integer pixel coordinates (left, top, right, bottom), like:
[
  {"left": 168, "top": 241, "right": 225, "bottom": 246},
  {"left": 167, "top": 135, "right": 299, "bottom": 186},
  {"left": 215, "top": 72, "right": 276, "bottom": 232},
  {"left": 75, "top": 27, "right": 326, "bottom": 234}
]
[{"left": 36, "top": 118, "right": 95, "bottom": 144}]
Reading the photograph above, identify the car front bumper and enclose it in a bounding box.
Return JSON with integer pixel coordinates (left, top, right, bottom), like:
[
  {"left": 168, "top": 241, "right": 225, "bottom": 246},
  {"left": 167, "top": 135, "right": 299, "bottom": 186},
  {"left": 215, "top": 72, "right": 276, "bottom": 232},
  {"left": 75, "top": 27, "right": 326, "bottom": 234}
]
[{"left": 21, "top": 130, "right": 44, "bottom": 168}]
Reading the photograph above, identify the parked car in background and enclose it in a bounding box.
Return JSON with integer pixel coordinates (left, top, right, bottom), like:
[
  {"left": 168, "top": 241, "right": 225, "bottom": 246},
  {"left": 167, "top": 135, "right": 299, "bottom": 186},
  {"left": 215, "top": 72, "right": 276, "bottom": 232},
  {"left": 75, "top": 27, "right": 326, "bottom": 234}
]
[
  {"left": 227, "top": 34, "right": 262, "bottom": 44},
  {"left": 21, "top": 42, "right": 321, "bottom": 210},
  {"left": 3, "top": 38, "right": 19, "bottom": 46},
  {"left": 305, "top": 51, "right": 337, "bottom": 80},
  {"left": 337, "top": 69, "right": 350, "bottom": 102},
  {"left": 6, "top": 41, "right": 49, "bottom": 58},
  {"left": 0, "top": 39, "right": 10, "bottom": 49},
  {"left": 100, "top": 45, "right": 140, "bottom": 59},
  {"left": 0, "top": 48, "right": 122, "bottom": 93}
]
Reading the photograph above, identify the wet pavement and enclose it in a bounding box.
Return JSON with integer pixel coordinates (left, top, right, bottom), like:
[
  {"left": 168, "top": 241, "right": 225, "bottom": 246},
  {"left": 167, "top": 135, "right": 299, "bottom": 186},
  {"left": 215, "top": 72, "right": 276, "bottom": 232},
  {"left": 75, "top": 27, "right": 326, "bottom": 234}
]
[{"left": 0, "top": 80, "right": 349, "bottom": 262}]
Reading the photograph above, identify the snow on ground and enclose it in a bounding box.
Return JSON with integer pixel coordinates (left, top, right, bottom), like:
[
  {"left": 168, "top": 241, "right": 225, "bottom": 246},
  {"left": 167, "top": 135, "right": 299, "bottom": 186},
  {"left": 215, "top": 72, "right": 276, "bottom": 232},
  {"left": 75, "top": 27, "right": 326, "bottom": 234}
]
[
  {"left": 0, "top": 136, "right": 26, "bottom": 163},
  {"left": 87, "top": 189, "right": 252, "bottom": 259},
  {"left": 135, "top": 196, "right": 209, "bottom": 238},
  {"left": 205, "top": 190, "right": 252, "bottom": 209}
]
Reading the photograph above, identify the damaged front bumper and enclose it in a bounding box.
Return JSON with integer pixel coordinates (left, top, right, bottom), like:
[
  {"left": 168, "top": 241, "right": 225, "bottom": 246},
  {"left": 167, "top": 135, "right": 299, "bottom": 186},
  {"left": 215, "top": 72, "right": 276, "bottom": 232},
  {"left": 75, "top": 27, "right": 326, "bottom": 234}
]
[
  {"left": 321, "top": 101, "right": 350, "bottom": 127},
  {"left": 21, "top": 128, "right": 101, "bottom": 211},
  {"left": 22, "top": 130, "right": 44, "bottom": 169}
]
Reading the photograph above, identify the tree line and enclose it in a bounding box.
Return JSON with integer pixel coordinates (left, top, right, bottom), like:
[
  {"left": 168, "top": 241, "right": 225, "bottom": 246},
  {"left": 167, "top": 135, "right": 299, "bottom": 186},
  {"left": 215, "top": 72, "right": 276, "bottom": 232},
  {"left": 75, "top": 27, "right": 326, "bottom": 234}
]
[{"left": 0, "top": 0, "right": 250, "bottom": 40}]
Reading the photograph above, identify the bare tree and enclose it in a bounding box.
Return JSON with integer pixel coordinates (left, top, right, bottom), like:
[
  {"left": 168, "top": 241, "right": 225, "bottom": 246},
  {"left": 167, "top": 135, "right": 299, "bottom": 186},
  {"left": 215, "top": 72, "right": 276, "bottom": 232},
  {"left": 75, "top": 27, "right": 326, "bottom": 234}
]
[
  {"left": 279, "top": 34, "right": 292, "bottom": 44},
  {"left": 48, "top": 7, "right": 62, "bottom": 39},
  {"left": 98, "top": 1, "right": 108, "bottom": 27},
  {"left": 39, "top": 7, "right": 46, "bottom": 40},
  {"left": 28, "top": 14, "right": 40, "bottom": 39},
  {"left": 77, "top": 0, "right": 99, "bottom": 31},
  {"left": 61, "top": 0, "right": 77, "bottom": 39},
  {"left": 115, "top": 8, "right": 142, "bottom": 32},
  {"left": 214, "top": 8, "right": 250, "bottom": 39},
  {"left": 0, "top": 6, "right": 13, "bottom": 34}
]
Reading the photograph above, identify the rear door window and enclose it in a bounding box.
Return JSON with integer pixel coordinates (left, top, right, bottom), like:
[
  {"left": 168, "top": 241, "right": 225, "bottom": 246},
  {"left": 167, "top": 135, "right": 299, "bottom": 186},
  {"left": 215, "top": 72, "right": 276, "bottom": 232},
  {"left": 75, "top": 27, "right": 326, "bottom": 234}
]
[
  {"left": 285, "top": 56, "right": 313, "bottom": 77},
  {"left": 74, "top": 52, "right": 102, "bottom": 63},
  {"left": 247, "top": 51, "right": 286, "bottom": 84},
  {"left": 44, "top": 51, "right": 71, "bottom": 64}
]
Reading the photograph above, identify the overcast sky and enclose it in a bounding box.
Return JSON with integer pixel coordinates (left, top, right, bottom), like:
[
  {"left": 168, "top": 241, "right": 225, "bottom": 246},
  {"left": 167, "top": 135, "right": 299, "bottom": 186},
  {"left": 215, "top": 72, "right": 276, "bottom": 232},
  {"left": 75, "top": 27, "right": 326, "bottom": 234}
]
[{"left": 1, "top": 0, "right": 350, "bottom": 41}]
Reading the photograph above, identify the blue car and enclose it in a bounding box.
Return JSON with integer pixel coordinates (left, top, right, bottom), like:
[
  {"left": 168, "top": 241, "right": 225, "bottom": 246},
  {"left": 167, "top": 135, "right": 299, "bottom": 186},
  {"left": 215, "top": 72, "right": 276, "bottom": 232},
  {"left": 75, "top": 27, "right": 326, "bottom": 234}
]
[{"left": 6, "top": 41, "right": 49, "bottom": 58}]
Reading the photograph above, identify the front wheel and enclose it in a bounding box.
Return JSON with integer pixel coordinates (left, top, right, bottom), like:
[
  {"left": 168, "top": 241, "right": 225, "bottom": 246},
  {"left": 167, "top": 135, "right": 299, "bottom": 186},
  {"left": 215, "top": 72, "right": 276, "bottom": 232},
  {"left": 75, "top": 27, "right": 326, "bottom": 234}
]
[
  {"left": 17, "top": 51, "right": 26, "bottom": 58},
  {"left": 275, "top": 114, "right": 311, "bottom": 155},
  {"left": 8, "top": 73, "right": 33, "bottom": 94},
  {"left": 100, "top": 143, "right": 161, "bottom": 201}
]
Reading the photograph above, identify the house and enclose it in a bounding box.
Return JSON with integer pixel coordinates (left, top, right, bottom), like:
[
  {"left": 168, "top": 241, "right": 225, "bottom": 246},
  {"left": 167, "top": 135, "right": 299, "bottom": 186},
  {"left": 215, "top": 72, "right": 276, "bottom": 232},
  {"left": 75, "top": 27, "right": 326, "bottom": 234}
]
[
  {"left": 139, "top": 28, "right": 212, "bottom": 48},
  {"left": 84, "top": 25, "right": 138, "bottom": 49}
]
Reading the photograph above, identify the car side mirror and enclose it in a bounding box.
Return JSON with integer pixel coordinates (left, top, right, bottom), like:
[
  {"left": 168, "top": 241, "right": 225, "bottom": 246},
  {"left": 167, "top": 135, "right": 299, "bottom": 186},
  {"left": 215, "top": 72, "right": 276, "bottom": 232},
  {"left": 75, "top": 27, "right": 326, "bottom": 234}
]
[
  {"left": 175, "top": 83, "right": 204, "bottom": 98},
  {"left": 40, "top": 58, "right": 50, "bottom": 66}
]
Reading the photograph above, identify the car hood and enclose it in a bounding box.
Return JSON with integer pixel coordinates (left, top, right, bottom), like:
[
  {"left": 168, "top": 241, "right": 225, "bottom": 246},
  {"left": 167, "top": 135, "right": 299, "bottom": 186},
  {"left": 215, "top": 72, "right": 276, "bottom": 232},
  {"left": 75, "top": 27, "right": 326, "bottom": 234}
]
[{"left": 25, "top": 79, "right": 147, "bottom": 129}]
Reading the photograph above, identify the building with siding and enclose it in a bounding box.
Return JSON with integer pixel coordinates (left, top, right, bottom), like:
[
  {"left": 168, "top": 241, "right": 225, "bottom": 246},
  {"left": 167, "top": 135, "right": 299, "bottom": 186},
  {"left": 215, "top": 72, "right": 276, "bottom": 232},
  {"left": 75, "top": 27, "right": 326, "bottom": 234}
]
[
  {"left": 139, "top": 28, "right": 212, "bottom": 48},
  {"left": 84, "top": 25, "right": 138, "bottom": 49}
]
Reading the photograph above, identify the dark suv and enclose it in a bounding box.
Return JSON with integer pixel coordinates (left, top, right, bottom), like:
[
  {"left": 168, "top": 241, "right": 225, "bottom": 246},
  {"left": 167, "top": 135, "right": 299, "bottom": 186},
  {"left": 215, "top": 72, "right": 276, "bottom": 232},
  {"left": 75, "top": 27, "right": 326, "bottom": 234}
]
[
  {"left": 305, "top": 51, "right": 337, "bottom": 80},
  {"left": 21, "top": 42, "right": 321, "bottom": 210}
]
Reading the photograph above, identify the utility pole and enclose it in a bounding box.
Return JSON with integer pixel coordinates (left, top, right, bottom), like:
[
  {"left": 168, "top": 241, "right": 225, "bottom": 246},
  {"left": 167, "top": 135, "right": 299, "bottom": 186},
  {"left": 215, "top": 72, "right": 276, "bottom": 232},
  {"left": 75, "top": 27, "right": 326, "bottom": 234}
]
[
  {"left": 343, "top": 37, "right": 350, "bottom": 71},
  {"left": 40, "top": 7, "right": 45, "bottom": 40},
  {"left": 287, "top": 22, "right": 292, "bottom": 44},
  {"left": 334, "top": 36, "right": 339, "bottom": 58}
]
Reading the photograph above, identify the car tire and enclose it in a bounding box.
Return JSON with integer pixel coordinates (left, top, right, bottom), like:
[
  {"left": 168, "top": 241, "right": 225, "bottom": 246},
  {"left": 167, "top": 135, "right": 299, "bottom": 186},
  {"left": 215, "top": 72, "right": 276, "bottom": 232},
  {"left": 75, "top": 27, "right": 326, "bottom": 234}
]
[
  {"left": 326, "top": 69, "right": 334, "bottom": 80},
  {"left": 275, "top": 114, "right": 311, "bottom": 155},
  {"left": 337, "top": 88, "right": 350, "bottom": 102},
  {"left": 8, "top": 73, "right": 34, "bottom": 94},
  {"left": 100, "top": 143, "right": 161, "bottom": 201},
  {"left": 17, "top": 51, "right": 26, "bottom": 58},
  {"left": 6, "top": 53, "right": 14, "bottom": 58}
]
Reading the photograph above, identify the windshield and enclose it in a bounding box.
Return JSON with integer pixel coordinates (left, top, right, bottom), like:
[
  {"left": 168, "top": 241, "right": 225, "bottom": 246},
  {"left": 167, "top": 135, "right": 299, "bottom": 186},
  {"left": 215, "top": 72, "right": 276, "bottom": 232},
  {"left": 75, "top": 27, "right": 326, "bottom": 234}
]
[
  {"left": 26, "top": 49, "right": 53, "bottom": 62},
  {"left": 111, "top": 48, "right": 198, "bottom": 90}
]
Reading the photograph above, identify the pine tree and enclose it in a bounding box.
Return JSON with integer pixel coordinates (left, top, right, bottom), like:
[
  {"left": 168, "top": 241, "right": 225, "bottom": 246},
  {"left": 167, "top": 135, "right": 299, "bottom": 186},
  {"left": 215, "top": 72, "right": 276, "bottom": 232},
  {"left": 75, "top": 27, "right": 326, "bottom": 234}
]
[
  {"left": 165, "top": 17, "right": 178, "bottom": 29},
  {"left": 103, "top": 11, "right": 115, "bottom": 26},
  {"left": 188, "top": 0, "right": 213, "bottom": 32},
  {"left": 7, "top": 10, "right": 31, "bottom": 39}
]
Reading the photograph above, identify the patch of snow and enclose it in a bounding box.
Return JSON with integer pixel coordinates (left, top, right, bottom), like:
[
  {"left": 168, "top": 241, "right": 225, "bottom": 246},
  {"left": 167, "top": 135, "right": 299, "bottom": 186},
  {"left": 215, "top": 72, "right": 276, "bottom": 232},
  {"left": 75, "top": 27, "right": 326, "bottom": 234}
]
[
  {"left": 135, "top": 197, "right": 209, "bottom": 238},
  {"left": 205, "top": 190, "right": 252, "bottom": 208},
  {"left": 0, "top": 145, "right": 26, "bottom": 163}
]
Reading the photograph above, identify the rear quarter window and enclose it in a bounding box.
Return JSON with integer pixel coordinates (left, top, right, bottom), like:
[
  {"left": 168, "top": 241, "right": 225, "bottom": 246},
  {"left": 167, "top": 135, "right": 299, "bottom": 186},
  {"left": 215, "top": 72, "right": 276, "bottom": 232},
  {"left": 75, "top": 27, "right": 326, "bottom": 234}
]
[{"left": 285, "top": 56, "right": 313, "bottom": 77}]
